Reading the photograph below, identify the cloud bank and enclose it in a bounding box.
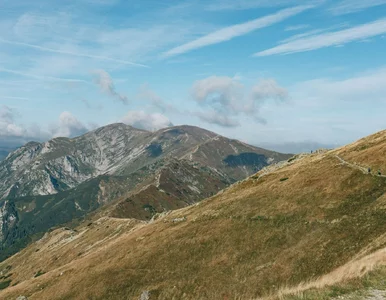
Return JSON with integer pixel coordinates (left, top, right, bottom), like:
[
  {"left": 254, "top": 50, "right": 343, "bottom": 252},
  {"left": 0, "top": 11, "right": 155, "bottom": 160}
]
[
  {"left": 0, "top": 106, "right": 25, "bottom": 138},
  {"left": 0, "top": 107, "right": 90, "bottom": 147}
]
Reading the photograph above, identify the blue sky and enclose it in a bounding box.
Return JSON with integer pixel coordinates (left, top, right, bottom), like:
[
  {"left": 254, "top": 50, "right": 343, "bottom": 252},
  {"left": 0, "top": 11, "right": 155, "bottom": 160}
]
[{"left": 1, "top": 0, "right": 386, "bottom": 152}]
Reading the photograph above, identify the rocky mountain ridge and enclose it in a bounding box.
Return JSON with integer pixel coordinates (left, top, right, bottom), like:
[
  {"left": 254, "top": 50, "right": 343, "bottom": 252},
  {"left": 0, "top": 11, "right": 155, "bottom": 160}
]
[
  {"left": 0, "top": 124, "right": 287, "bottom": 200},
  {"left": 0, "top": 123, "right": 291, "bottom": 261}
]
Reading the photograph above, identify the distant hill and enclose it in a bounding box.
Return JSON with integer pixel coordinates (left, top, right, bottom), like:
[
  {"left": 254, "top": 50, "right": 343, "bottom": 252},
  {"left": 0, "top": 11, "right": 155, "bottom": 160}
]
[
  {"left": 1, "top": 130, "right": 386, "bottom": 299},
  {"left": 0, "top": 123, "right": 290, "bottom": 261}
]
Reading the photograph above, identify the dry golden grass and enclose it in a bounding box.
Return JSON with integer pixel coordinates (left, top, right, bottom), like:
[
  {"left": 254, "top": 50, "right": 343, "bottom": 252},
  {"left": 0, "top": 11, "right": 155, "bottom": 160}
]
[
  {"left": 1, "top": 130, "right": 386, "bottom": 299},
  {"left": 275, "top": 246, "right": 386, "bottom": 299}
]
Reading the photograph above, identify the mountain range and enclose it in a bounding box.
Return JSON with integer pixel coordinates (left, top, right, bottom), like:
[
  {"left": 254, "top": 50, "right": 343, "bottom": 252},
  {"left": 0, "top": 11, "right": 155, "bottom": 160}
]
[
  {"left": 0, "top": 123, "right": 290, "bottom": 261},
  {"left": 1, "top": 128, "right": 386, "bottom": 299}
]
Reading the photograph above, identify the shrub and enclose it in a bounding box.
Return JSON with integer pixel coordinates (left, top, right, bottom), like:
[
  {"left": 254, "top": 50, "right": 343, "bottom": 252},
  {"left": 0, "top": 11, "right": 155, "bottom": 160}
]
[{"left": 0, "top": 280, "right": 11, "bottom": 290}]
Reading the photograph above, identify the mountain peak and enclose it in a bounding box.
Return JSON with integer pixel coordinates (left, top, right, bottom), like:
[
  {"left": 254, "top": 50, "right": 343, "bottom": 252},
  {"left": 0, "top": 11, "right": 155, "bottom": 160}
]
[
  {"left": 155, "top": 125, "right": 218, "bottom": 139},
  {"left": 90, "top": 123, "right": 150, "bottom": 135},
  {"left": 24, "top": 141, "right": 41, "bottom": 147}
]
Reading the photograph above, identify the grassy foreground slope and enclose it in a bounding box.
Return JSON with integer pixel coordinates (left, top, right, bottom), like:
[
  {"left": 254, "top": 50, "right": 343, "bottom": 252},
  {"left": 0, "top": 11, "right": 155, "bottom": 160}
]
[{"left": 1, "top": 130, "right": 386, "bottom": 299}]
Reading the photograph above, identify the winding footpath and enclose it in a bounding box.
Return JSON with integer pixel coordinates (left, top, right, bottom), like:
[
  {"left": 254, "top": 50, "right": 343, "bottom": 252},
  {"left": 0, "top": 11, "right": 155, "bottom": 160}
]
[{"left": 335, "top": 155, "right": 386, "bottom": 178}]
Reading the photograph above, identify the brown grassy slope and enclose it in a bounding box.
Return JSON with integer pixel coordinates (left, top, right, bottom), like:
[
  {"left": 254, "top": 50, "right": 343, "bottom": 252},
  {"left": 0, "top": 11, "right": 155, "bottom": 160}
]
[
  {"left": 278, "top": 256, "right": 386, "bottom": 299},
  {"left": 1, "top": 131, "right": 386, "bottom": 299},
  {"left": 334, "top": 130, "right": 386, "bottom": 173}
]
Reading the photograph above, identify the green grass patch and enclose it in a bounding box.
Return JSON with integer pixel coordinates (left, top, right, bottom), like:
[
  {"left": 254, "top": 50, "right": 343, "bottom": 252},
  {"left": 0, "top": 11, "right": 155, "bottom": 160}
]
[{"left": 0, "top": 280, "right": 11, "bottom": 290}]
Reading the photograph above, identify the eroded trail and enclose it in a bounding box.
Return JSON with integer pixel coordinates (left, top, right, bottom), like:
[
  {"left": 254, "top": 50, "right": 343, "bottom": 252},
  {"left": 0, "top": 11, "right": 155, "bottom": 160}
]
[{"left": 335, "top": 155, "right": 386, "bottom": 178}]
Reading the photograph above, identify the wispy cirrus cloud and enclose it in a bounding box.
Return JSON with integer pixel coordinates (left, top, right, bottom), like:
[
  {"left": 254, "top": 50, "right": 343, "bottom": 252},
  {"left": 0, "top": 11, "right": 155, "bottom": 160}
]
[
  {"left": 0, "top": 67, "right": 89, "bottom": 83},
  {"left": 0, "top": 4, "right": 209, "bottom": 86},
  {"left": 162, "top": 5, "right": 315, "bottom": 58},
  {"left": 329, "top": 0, "right": 386, "bottom": 15},
  {"left": 280, "top": 23, "right": 350, "bottom": 43},
  {"left": 205, "top": 0, "right": 299, "bottom": 11},
  {"left": 255, "top": 19, "right": 386, "bottom": 56},
  {"left": 0, "top": 37, "right": 149, "bottom": 68}
]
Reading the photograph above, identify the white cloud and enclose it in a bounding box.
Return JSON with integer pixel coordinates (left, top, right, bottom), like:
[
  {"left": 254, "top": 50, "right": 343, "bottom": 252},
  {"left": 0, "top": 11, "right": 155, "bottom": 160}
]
[
  {"left": 121, "top": 111, "right": 173, "bottom": 131},
  {"left": 255, "top": 19, "right": 386, "bottom": 56},
  {"left": 0, "top": 107, "right": 93, "bottom": 145},
  {"left": 191, "top": 76, "right": 288, "bottom": 127},
  {"left": 248, "top": 79, "right": 289, "bottom": 113},
  {"left": 0, "top": 106, "right": 25, "bottom": 137},
  {"left": 0, "top": 105, "right": 50, "bottom": 146},
  {"left": 163, "top": 5, "right": 314, "bottom": 57},
  {"left": 92, "top": 69, "right": 128, "bottom": 104},
  {"left": 51, "top": 111, "right": 88, "bottom": 138},
  {"left": 192, "top": 76, "right": 244, "bottom": 114},
  {"left": 329, "top": 0, "right": 386, "bottom": 15},
  {"left": 250, "top": 79, "right": 288, "bottom": 101}
]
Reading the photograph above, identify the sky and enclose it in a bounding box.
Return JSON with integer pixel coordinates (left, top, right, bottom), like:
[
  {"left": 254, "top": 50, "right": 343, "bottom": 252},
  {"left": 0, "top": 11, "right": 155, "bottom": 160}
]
[{"left": 0, "top": 0, "right": 386, "bottom": 153}]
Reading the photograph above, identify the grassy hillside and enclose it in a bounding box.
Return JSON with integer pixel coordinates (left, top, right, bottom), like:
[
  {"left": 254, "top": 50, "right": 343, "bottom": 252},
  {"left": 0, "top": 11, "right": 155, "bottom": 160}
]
[
  {"left": 0, "top": 159, "right": 230, "bottom": 262},
  {"left": 1, "top": 130, "right": 386, "bottom": 299}
]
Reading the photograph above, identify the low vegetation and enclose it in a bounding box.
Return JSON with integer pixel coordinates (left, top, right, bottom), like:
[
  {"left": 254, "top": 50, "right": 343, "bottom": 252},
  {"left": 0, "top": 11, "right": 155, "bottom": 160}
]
[
  {"left": 0, "top": 280, "right": 11, "bottom": 290},
  {"left": 0, "top": 130, "right": 385, "bottom": 299}
]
